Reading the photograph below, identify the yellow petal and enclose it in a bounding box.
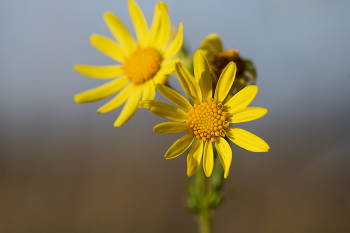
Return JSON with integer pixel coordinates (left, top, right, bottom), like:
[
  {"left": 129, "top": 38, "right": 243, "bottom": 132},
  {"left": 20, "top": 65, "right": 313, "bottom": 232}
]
[
  {"left": 74, "top": 64, "right": 124, "bottom": 79},
  {"left": 90, "top": 34, "right": 125, "bottom": 63},
  {"left": 165, "top": 134, "right": 195, "bottom": 159},
  {"left": 153, "top": 122, "right": 189, "bottom": 134},
  {"left": 160, "top": 58, "right": 180, "bottom": 75},
  {"left": 103, "top": 11, "right": 136, "bottom": 55},
  {"left": 200, "top": 33, "right": 223, "bottom": 54},
  {"left": 147, "top": 2, "right": 162, "bottom": 47},
  {"left": 200, "top": 48, "right": 215, "bottom": 60},
  {"left": 154, "top": 75, "right": 169, "bottom": 85},
  {"left": 215, "top": 137, "right": 232, "bottom": 178},
  {"left": 148, "top": 67, "right": 169, "bottom": 85},
  {"left": 156, "top": 84, "right": 193, "bottom": 112},
  {"left": 175, "top": 62, "right": 202, "bottom": 103},
  {"left": 74, "top": 76, "right": 129, "bottom": 103},
  {"left": 153, "top": 69, "right": 169, "bottom": 85},
  {"left": 203, "top": 141, "right": 214, "bottom": 177},
  {"left": 162, "top": 22, "right": 183, "bottom": 60},
  {"left": 214, "top": 62, "right": 236, "bottom": 102},
  {"left": 187, "top": 139, "right": 203, "bottom": 177},
  {"left": 230, "top": 107, "right": 267, "bottom": 123},
  {"left": 226, "top": 127, "right": 269, "bottom": 152},
  {"left": 156, "top": 3, "right": 171, "bottom": 51},
  {"left": 114, "top": 84, "right": 143, "bottom": 127},
  {"left": 193, "top": 50, "right": 212, "bottom": 100},
  {"left": 225, "top": 85, "right": 258, "bottom": 111},
  {"left": 128, "top": 0, "right": 148, "bottom": 46},
  {"left": 153, "top": 73, "right": 169, "bottom": 84},
  {"left": 97, "top": 83, "right": 133, "bottom": 113},
  {"left": 139, "top": 100, "right": 188, "bottom": 122},
  {"left": 142, "top": 80, "right": 156, "bottom": 101}
]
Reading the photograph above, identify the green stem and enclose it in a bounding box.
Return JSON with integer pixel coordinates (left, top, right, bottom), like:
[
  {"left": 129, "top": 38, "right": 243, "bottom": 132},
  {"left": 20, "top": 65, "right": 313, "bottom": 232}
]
[
  {"left": 198, "top": 210, "right": 212, "bottom": 233},
  {"left": 187, "top": 147, "right": 224, "bottom": 233}
]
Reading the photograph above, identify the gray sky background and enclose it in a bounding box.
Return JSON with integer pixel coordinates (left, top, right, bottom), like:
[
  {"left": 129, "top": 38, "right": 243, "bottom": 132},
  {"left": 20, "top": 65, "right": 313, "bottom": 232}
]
[{"left": 1, "top": 0, "right": 350, "bottom": 232}]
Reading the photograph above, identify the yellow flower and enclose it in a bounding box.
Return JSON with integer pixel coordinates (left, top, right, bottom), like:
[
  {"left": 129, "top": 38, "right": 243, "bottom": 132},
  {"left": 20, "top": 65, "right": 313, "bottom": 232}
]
[
  {"left": 200, "top": 33, "right": 256, "bottom": 96},
  {"left": 139, "top": 50, "right": 269, "bottom": 178},
  {"left": 74, "top": 1, "right": 183, "bottom": 127}
]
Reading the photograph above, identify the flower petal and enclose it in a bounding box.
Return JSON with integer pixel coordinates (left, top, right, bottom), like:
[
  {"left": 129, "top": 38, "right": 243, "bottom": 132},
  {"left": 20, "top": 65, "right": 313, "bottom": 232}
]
[
  {"left": 165, "top": 134, "right": 195, "bottom": 159},
  {"left": 74, "top": 76, "right": 129, "bottom": 103},
  {"left": 151, "top": 67, "right": 169, "bottom": 85},
  {"left": 162, "top": 22, "right": 183, "bottom": 60},
  {"left": 128, "top": 0, "right": 148, "bottom": 46},
  {"left": 160, "top": 58, "right": 180, "bottom": 75},
  {"left": 175, "top": 62, "right": 202, "bottom": 103},
  {"left": 193, "top": 50, "right": 212, "bottom": 100},
  {"left": 103, "top": 11, "right": 137, "bottom": 55},
  {"left": 142, "top": 80, "right": 156, "bottom": 101},
  {"left": 215, "top": 137, "right": 232, "bottom": 178},
  {"left": 74, "top": 64, "right": 124, "bottom": 79},
  {"left": 97, "top": 83, "right": 133, "bottom": 113},
  {"left": 201, "top": 48, "right": 215, "bottom": 61},
  {"left": 156, "top": 84, "right": 193, "bottom": 112},
  {"left": 200, "top": 33, "right": 223, "bottom": 54},
  {"left": 156, "top": 3, "right": 171, "bottom": 51},
  {"left": 147, "top": 2, "right": 162, "bottom": 47},
  {"left": 214, "top": 62, "right": 237, "bottom": 102},
  {"left": 203, "top": 141, "right": 214, "bottom": 177},
  {"left": 225, "top": 85, "right": 258, "bottom": 111},
  {"left": 139, "top": 100, "right": 188, "bottom": 122},
  {"left": 226, "top": 127, "right": 269, "bottom": 152},
  {"left": 154, "top": 74, "right": 169, "bottom": 85},
  {"left": 230, "top": 107, "right": 267, "bottom": 123},
  {"left": 114, "top": 84, "right": 143, "bottom": 127},
  {"left": 153, "top": 122, "right": 189, "bottom": 134},
  {"left": 187, "top": 139, "right": 203, "bottom": 177},
  {"left": 90, "top": 34, "right": 125, "bottom": 63}
]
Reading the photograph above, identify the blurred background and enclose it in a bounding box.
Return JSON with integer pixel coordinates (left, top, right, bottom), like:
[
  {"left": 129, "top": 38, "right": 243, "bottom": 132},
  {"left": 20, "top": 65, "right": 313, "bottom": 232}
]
[{"left": 1, "top": 0, "right": 350, "bottom": 232}]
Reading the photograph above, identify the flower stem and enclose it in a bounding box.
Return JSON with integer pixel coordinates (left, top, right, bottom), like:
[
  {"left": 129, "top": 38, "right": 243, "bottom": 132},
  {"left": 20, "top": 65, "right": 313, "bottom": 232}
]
[
  {"left": 196, "top": 167, "right": 212, "bottom": 233},
  {"left": 198, "top": 210, "right": 212, "bottom": 233},
  {"left": 186, "top": 149, "right": 224, "bottom": 233}
]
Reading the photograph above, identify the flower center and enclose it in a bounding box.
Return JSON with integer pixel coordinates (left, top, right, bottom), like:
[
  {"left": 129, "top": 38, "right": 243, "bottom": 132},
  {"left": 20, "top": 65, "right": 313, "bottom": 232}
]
[
  {"left": 186, "top": 99, "right": 229, "bottom": 142},
  {"left": 123, "top": 46, "right": 162, "bottom": 84}
]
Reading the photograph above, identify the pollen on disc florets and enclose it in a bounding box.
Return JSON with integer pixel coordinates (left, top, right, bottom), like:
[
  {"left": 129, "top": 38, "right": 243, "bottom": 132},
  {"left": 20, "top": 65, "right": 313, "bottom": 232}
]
[
  {"left": 186, "top": 98, "right": 230, "bottom": 142},
  {"left": 123, "top": 46, "right": 162, "bottom": 84}
]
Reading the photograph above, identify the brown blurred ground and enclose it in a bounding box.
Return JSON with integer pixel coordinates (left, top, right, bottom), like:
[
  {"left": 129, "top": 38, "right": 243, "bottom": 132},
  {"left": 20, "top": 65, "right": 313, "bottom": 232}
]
[{"left": 1, "top": 107, "right": 349, "bottom": 233}]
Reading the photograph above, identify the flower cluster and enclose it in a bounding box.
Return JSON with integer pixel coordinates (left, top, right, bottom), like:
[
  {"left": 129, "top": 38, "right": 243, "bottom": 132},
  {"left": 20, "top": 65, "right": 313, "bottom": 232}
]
[{"left": 74, "top": 0, "right": 269, "bottom": 178}]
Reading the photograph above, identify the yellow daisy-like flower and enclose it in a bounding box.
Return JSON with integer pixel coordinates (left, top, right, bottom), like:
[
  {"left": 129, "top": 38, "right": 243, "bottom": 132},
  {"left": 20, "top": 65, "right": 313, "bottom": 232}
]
[
  {"left": 139, "top": 50, "right": 269, "bottom": 178},
  {"left": 74, "top": 1, "right": 183, "bottom": 127}
]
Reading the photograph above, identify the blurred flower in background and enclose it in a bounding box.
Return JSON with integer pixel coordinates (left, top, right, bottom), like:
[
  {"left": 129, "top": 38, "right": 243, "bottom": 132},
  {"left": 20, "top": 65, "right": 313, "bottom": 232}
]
[
  {"left": 200, "top": 33, "right": 257, "bottom": 100},
  {"left": 74, "top": 0, "right": 183, "bottom": 127}
]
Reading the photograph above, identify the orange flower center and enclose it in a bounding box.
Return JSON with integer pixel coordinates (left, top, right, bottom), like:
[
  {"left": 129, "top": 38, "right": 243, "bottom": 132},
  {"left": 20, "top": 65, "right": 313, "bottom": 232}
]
[
  {"left": 187, "top": 99, "right": 229, "bottom": 142},
  {"left": 123, "top": 46, "right": 162, "bottom": 84}
]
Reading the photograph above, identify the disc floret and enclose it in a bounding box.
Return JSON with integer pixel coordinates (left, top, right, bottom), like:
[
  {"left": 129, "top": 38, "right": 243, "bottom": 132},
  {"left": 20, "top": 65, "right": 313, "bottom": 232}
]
[
  {"left": 123, "top": 46, "right": 162, "bottom": 84},
  {"left": 187, "top": 97, "right": 229, "bottom": 142}
]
